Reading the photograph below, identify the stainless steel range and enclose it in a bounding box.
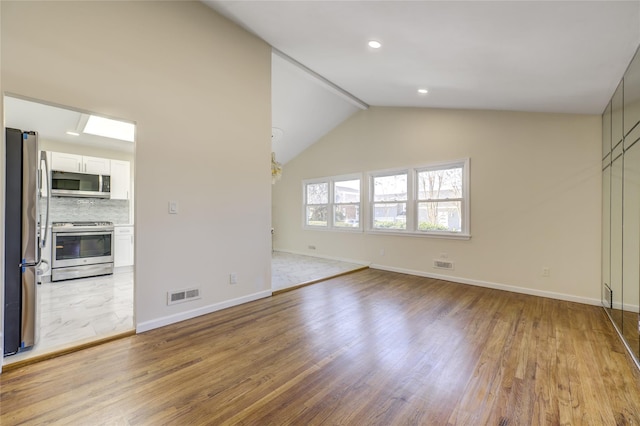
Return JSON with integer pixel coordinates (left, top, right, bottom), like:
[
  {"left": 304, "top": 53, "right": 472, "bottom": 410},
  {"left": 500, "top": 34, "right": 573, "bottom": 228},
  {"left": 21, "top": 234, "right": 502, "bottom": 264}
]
[{"left": 51, "top": 221, "right": 114, "bottom": 281}]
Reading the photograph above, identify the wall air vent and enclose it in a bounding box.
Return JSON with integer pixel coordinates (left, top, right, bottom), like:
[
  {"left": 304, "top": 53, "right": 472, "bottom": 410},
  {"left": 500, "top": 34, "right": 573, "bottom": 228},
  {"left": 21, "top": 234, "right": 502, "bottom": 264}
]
[
  {"left": 167, "top": 287, "right": 201, "bottom": 305},
  {"left": 433, "top": 260, "right": 454, "bottom": 270}
]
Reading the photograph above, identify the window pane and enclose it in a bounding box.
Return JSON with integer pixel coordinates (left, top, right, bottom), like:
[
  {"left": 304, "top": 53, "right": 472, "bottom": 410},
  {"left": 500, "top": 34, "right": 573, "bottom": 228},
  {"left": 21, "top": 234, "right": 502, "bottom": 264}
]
[
  {"left": 417, "top": 167, "right": 462, "bottom": 200},
  {"left": 418, "top": 201, "right": 462, "bottom": 232},
  {"left": 306, "top": 205, "right": 328, "bottom": 226},
  {"left": 306, "top": 182, "right": 328, "bottom": 204},
  {"left": 334, "top": 179, "right": 360, "bottom": 203},
  {"left": 334, "top": 205, "right": 360, "bottom": 227},
  {"left": 373, "top": 174, "right": 407, "bottom": 202},
  {"left": 373, "top": 202, "right": 407, "bottom": 230}
]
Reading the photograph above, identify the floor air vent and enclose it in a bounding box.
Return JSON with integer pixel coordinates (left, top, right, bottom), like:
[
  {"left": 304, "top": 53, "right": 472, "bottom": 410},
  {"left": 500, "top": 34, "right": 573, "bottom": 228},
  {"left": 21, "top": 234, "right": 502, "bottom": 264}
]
[
  {"left": 168, "top": 288, "right": 201, "bottom": 305},
  {"left": 433, "top": 259, "right": 454, "bottom": 270}
]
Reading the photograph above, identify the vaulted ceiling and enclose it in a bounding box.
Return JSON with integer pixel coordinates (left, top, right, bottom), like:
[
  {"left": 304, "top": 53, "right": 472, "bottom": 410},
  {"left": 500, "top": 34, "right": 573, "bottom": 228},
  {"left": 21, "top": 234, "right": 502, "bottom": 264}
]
[{"left": 205, "top": 1, "right": 640, "bottom": 163}]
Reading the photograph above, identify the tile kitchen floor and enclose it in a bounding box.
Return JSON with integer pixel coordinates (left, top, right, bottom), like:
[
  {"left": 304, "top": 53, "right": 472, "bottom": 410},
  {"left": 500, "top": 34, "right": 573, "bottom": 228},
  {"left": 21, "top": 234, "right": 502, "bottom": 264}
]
[
  {"left": 271, "top": 251, "right": 367, "bottom": 291},
  {"left": 3, "top": 270, "right": 134, "bottom": 366}
]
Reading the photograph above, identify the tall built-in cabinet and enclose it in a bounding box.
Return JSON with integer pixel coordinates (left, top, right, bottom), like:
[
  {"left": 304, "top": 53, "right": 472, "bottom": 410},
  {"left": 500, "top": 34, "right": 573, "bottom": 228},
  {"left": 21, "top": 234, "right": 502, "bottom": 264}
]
[{"left": 603, "top": 46, "right": 640, "bottom": 365}]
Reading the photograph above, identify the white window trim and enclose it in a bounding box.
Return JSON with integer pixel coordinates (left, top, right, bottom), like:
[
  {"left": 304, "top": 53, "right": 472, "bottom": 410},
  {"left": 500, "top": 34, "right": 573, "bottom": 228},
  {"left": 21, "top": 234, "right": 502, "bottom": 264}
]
[
  {"left": 302, "top": 173, "right": 363, "bottom": 232},
  {"left": 367, "top": 158, "right": 471, "bottom": 239}
]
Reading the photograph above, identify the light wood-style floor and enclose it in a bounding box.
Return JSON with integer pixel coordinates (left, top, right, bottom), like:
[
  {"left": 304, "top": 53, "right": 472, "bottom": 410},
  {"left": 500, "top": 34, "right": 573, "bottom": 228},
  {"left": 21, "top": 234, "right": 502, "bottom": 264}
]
[
  {"left": 610, "top": 308, "right": 640, "bottom": 361},
  {"left": 2, "top": 269, "right": 640, "bottom": 424}
]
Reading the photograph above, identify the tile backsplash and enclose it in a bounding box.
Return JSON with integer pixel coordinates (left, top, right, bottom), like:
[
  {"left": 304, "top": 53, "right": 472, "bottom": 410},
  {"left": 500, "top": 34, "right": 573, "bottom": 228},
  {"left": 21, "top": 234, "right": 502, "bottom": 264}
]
[{"left": 42, "top": 197, "right": 130, "bottom": 224}]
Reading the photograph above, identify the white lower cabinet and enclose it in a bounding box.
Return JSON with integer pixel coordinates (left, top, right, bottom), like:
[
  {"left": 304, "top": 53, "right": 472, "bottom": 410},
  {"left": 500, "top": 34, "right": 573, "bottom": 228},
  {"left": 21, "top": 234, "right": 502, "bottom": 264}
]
[{"left": 114, "top": 226, "right": 134, "bottom": 267}]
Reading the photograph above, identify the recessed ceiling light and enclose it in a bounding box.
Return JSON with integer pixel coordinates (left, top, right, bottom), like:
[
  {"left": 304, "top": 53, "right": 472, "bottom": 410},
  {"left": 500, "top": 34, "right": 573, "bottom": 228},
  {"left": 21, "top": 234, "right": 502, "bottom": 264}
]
[
  {"left": 66, "top": 131, "right": 80, "bottom": 136},
  {"left": 418, "top": 88, "right": 429, "bottom": 95},
  {"left": 368, "top": 40, "right": 382, "bottom": 49}
]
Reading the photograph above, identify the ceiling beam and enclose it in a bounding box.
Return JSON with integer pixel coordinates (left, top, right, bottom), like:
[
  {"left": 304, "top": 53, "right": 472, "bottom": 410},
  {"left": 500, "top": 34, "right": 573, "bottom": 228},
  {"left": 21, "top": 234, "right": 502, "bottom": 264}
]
[{"left": 272, "top": 48, "right": 369, "bottom": 111}]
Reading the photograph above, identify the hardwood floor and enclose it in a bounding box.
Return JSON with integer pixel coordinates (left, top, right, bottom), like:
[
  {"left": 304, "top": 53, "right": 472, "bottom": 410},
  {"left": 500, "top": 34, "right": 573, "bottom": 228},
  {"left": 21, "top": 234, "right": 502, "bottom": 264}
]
[
  {"left": 609, "top": 307, "right": 640, "bottom": 361},
  {"left": 2, "top": 269, "right": 640, "bottom": 424}
]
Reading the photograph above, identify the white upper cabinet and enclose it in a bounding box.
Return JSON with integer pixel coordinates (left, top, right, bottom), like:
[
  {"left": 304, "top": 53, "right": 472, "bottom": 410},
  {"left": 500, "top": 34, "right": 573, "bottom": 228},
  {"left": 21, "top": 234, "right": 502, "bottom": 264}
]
[
  {"left": 110, "top": 160, "right": 131, "bottom": 200},
  {"left": 51, "top": 152, "right": 82, "bottom": 172},
  {"left": 51, "top": 152, "right": 110, "bottom": 174},
  {"left": 83, "top": 155, "right": 111, "bottom": 174}
]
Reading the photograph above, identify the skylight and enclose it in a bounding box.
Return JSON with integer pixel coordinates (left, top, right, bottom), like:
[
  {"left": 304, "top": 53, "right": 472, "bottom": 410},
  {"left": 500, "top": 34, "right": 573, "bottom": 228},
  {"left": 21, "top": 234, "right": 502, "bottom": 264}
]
[{"left": 83, "top": 115, "right": 135, "bottom": 142}]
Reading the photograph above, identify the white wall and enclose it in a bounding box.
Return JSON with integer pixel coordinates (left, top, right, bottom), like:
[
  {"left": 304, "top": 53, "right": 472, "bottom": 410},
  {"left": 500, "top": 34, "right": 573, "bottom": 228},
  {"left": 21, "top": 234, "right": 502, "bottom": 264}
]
[
  {"left": 1, "top": 1, "right": 272, "bottom": 336},
  {"left": 273, "top": 107, "right": 602, "bottom": 304}
]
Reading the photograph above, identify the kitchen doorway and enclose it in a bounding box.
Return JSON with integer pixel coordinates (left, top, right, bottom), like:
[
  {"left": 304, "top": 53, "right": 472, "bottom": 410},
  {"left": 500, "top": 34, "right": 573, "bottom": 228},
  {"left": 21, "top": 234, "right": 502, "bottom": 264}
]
[{"left": 2, "top": 95, "right": 136, "bottom": 367}]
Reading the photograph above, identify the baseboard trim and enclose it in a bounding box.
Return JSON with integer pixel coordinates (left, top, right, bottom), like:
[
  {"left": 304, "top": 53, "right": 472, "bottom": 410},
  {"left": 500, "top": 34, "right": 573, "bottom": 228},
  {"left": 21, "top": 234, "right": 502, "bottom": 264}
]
[
  {"left": 136, "top": 290, "right": 273, "bottom": 333},
  {"left": 370, "top": 264, "right": 601, "bottom": 306},
  {"left": 274, "top": 249, "right": 370, "bottom": 266}
]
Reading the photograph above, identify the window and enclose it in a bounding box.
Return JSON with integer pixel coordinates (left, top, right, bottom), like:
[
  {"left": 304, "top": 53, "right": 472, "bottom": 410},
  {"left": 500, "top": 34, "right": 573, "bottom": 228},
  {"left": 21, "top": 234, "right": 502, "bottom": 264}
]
[
  {"left": 305, "top": 182, "right": 329, "bottom": 227},
  {"left": 334, "top": 179, "right": 361, "bottom": 228},
  {"left": 304, "top": 175, "right": 362, "bottom": 230},
  {"left": 371, "top": 172, "right": 408, "bottom": 230},
  {"left": 302, "top": 160, "right": 469, "bottom": 239},
  {"left": 369, "top": 159, "right": 469, "bottom": 238},
  {"left": 416, "top": 165, "right": 464, "bottom": 233}
]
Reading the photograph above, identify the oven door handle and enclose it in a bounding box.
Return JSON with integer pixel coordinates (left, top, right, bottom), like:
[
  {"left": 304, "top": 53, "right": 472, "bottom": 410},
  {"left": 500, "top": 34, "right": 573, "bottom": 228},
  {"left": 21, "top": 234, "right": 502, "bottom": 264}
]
[{"left": 54, "top": 231, "right": 114, "bottom": 237}]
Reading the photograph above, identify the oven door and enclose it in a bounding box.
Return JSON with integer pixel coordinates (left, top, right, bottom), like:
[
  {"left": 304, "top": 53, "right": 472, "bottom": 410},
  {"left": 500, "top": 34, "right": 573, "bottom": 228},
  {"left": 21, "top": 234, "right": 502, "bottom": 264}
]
[{"left": 52, "top": 231, "right": 114, "bottom": 268}]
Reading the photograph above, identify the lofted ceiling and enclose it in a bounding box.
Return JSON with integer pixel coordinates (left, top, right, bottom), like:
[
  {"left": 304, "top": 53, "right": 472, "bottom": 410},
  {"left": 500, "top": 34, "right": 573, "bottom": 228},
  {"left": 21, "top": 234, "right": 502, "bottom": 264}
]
[
  {"left": 205, "top": 0, "right": 640, "bottom": 164},
  {"left": 271, "top": 51, "right": 364, "bottom": 164}
]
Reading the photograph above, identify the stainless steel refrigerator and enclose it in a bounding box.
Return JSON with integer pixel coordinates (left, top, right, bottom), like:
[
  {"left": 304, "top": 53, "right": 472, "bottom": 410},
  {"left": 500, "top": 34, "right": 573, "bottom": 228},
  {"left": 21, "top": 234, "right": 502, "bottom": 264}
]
[{"left": 4, "top": 128, "right": 49, "bottom": 356}]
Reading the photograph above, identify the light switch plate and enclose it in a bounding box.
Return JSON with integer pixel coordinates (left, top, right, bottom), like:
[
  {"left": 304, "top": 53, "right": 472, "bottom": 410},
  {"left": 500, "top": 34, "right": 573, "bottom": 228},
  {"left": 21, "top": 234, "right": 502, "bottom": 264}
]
[{"left": 169, "top": 201, "right": 178, "bottom": 214}]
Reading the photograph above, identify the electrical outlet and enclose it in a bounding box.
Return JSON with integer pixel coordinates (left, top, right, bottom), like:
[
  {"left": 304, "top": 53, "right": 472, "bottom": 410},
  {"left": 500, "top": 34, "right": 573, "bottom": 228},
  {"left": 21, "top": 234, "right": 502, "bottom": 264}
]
[
  {"left": 542, "top": 267, "right": 550, "bottom": 277},
  {"left": 229, "top": 273, "right": 237, "bottom": 284},
  {"left": 380, "top": 248, "right": 385, "bottom": 256},
  {"left": 168, "top": 201, "right": 178, "bottom": 214}
]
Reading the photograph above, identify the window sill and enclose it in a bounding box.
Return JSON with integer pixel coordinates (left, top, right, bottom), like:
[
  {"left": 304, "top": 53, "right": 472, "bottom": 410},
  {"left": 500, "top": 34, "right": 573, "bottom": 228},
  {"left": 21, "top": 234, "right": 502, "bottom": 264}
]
[
  {"left": 303, "top": 226, "right": 364, "bottom": 233},
  {"left": 303, "top": 226, "right": 471, "bottom": 240},
  {"left": 366, "top": 230, "right": 471, "bottom": 240}
]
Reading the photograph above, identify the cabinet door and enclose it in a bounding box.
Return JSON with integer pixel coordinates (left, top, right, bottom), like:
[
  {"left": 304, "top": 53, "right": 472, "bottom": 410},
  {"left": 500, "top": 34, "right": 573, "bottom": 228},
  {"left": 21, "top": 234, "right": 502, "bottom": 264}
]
[
  {"left": 603, "top": 163, "right": 611, "bottom": 309},
  {"left": 114, "top": 227, "right": 134, "bottom": 267},
  {"left": 83, "top": 155, "right": 110, "bottom": 174},
  {"left": 603, "top": 102, "right": 612, "bottom": 160},
  {"left": 611, "top": 154, "right": 624, "bottom": 331},
  {"left": 625, "top": 49, "right": 640, "bottom": 146},
  {"left": 110, "top": 160, "right": 131, "bottom": 200},
  {"left": 51, "top": 152, "right": 82, "bottom": 172},
  {"left": 623, "top": 142, "right": 640, "bottom": 360},
  {"left": 612, "top": 81, "right": 624, "bottom": 149}
]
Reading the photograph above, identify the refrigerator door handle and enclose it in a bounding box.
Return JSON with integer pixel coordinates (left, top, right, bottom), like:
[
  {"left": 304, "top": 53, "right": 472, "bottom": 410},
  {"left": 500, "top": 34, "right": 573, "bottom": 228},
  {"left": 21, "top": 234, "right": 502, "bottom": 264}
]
[{"left": 40, "top": 151, "right": 51, "bottom": 249}]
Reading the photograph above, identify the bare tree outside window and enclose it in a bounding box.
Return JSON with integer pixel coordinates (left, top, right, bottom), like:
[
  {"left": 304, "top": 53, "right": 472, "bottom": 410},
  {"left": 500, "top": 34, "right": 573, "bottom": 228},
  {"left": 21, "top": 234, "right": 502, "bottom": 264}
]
[
  {"left": 306, "top": 182, "right": 328, "bottom": 226},
  {"left": 417, "top": 167, "right": 463, "bottom": 232}
]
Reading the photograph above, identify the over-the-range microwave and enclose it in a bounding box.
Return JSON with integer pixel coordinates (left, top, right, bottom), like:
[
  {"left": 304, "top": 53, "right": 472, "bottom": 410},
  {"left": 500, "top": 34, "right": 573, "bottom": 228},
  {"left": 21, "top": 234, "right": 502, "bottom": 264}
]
[{"left": 50, "top": 170, "right": 111, "bottom": 198}]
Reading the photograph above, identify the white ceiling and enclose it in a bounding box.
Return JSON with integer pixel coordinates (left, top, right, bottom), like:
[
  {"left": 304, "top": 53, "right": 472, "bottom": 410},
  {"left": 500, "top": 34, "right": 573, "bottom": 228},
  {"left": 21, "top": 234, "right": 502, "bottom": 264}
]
[
  {"left": 272, "top": 51, "right": 363, "bottom": 164},
  {"left": 205, "top": 0, "right": 640, "bottom": 163},
  {"left": 4, "top": 96, "right": 134, "bottom": 153}
]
